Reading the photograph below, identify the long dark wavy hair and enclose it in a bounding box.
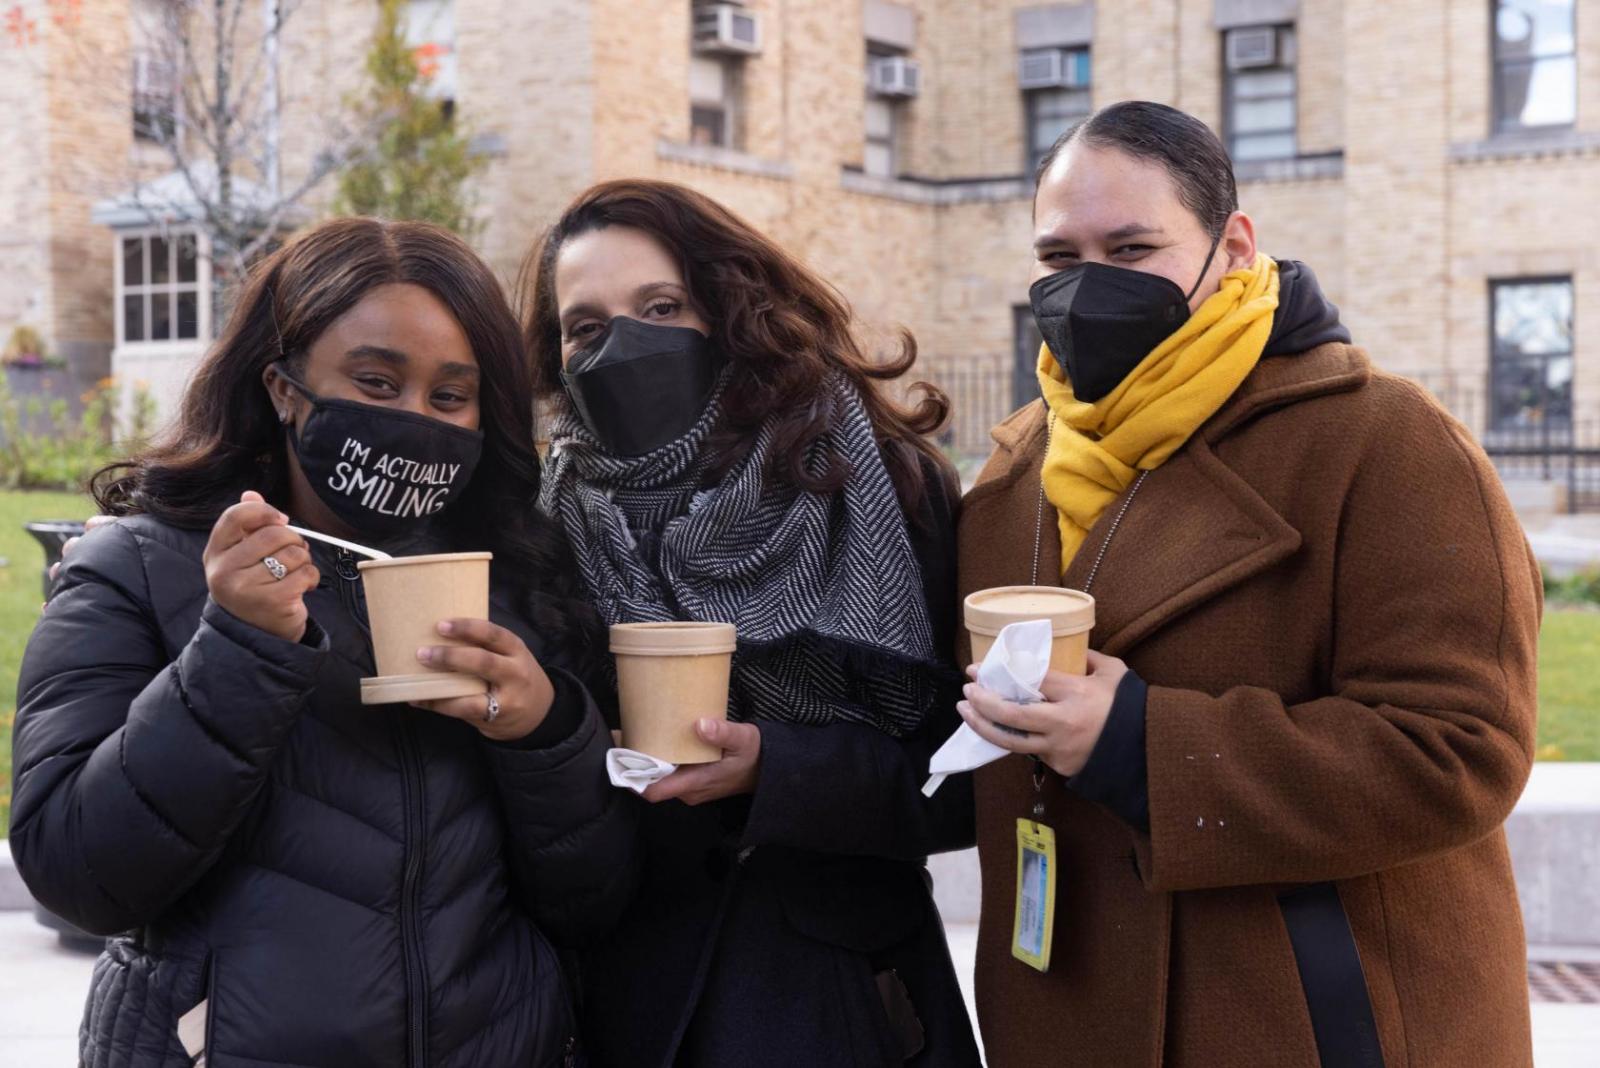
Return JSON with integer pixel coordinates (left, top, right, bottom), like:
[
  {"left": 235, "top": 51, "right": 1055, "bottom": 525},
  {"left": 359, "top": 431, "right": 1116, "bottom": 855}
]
[
  {"left": 519, "top": 179, "right": 954, "bottom": 511},
  {"left": 93, "top": 217, "right": 600, "bottom": 661}
]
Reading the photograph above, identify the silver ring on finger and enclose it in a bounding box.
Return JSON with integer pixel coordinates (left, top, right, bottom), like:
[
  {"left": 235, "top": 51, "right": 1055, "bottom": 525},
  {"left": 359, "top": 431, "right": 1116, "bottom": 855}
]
[
  {"left": 262, "top": 556, "right": 288, "bottom": 581},
  {"left": 483, "top": 689, "right": 500, "bottom": 724}
]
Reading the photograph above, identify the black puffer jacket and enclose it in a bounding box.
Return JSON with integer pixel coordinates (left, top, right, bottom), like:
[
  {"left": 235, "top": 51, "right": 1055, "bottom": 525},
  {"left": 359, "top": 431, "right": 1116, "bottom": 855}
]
[{"left": 10, "top": 516, "right": 635, "bottom": 1068}]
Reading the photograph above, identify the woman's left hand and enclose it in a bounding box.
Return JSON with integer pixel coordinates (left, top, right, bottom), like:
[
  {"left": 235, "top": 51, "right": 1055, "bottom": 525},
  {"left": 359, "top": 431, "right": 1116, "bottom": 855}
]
[
  {"left": 414, "top": 618, "right": 555, "bottom": 743},
  {"left": 641, "top": 720, "right": 762, "bottom": 805},
  {"left": 956, "top": 650, "right": 1129, "bottom": 778}
]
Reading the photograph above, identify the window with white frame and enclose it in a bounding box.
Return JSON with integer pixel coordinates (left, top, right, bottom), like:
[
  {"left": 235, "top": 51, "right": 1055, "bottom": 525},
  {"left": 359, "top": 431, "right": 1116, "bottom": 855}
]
[
  {"left": 863, "top": 44, "right": 918, "bottom": 178},
  {"left": 690, "top": 54, "right": 740, "bottom": 148},
  {"left": 1493, "top": 0, "right": 1576, "bottom": 132},
  {"left": 120, "top": 231, "right": 201, "bottom": 344},
  {"left": 1490, "top": 277, "right": 1574, "bottom": 430},
  {"left": 1223, "top": 24, "right": 1297, "bottom": 162},
  {"left": 864, "top": 95, "right": 898, "bottom": 177},
  {"left": 132, "top": 51, "right": 178, "bottom": 142},
  {"left": 404, "top": 0, "right": 458, "bottom": 111}
]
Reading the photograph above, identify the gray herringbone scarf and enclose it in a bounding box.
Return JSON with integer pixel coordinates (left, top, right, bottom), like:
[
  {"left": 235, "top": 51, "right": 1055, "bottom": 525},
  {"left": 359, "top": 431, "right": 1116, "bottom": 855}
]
[{"left": 541, "top": 374, "right": 938, "bottom": 737}]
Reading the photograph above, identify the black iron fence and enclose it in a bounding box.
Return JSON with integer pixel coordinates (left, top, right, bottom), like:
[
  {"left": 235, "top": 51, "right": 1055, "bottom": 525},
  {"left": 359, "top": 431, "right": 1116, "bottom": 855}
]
[
  {"left": 911, "top": 361, "right": 1600, "bottom": 513},
  {"left": 913, "top": 359, "right": 1017, "bottom": 460}
]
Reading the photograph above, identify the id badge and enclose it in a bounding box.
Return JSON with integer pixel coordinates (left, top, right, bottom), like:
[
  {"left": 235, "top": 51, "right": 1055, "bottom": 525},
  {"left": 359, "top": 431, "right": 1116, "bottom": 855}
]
[{"left": 1012, "top": 819, "right": 1058, "bottom": 972}]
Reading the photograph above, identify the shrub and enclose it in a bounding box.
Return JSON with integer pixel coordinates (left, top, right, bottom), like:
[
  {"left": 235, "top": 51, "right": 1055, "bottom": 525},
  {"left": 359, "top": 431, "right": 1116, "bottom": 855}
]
[
  {"left": 0, "top": 374, "right": 156, "bottom": 491},
  {"left": 1543, "top": 566, "right": 1600, "bottom": 608}
]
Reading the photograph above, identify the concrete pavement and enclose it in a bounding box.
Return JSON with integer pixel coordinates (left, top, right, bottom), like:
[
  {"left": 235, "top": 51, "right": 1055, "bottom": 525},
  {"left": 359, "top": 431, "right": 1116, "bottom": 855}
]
[{"left": 2, "top": 910, "right": 1595, "bottom": 1066}]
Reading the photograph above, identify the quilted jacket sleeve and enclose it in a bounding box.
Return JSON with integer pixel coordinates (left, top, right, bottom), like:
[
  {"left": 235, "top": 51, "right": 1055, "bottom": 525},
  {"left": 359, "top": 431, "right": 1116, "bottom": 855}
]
[
  {"left": 482, "top": 667, "right": 639, "bottom": 946},
  {"left": 8, "top": 523, "right": 326, "bottom": 935}
]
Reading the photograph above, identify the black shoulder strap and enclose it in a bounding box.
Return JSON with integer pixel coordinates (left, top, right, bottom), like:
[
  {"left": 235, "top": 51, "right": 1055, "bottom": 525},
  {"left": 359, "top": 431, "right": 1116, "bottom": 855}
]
[{"left": 1279, "top": 881, "right": 1387, "bottom": 1068}]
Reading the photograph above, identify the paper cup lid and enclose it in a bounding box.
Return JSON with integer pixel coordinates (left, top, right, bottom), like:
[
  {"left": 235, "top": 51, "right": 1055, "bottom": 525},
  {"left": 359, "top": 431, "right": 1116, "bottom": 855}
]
[
  {"left": 963, "top": 586, "right": 1095, "bottom": 637},
  {"left": 610, "top": 621, "right": 737, "bottom": 656},
  {"left": 356, "top": 551, "right": 493, "bottom": 571}
]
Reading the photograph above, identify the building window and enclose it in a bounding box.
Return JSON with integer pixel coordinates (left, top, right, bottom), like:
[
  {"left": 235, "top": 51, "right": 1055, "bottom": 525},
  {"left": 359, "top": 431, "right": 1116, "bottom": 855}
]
[
  {"left": 1223, "top": 25, "right": 1297, "bottom": 161},
  {"left": 132, "top": 52, "right": 178, "bottom": 142},
  {"left": 689, "top": 2, "right": 760, "bottom": 150},
  {"left": 863, "top": 47, "right": 920, "bottom": 179},
  {"left": 864, "top": 96, "right": 898, "bottom": 177},
  {"left": 1025, "top": 85, "right": 1091, "bottom": 176},
  {"left": 1493, "top": 0, "right": 1576, "bottom": 131},
  {"left": 1020, "top": 47, "right": 1091, "bottom": 175},
  {"left": 1490, "top": 277, "right": 1574, "bottom": 430},
  {"left": 690, "top": 55, "right": 740, "bottom": 148},
  {"left": 404, "top": 0, "right": 458, "bottom": 111},
  {"left": 119, "top": 232, "right": 201, "bottom": 344},
  {"left": 1012, "top": 305, "right": 1045, "bottom": 412}
]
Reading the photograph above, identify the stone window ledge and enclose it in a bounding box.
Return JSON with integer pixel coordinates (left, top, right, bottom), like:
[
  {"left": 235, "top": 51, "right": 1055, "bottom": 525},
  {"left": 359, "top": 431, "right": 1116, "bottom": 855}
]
[
  {"left": 839, "top": 167, "right": 1030, "bottom": 204},
  {"left": 656, "top": 140, "right": 794, "bottom": 180},
  {"left": 1234, "top": 151, "right": 1345, "bottom": 184},
  {"left": 1451, "top": 129, "right": 1600, "bottom": 164},
  {"left": 468, "top": 131, "right": 509, "bottom": 159}
]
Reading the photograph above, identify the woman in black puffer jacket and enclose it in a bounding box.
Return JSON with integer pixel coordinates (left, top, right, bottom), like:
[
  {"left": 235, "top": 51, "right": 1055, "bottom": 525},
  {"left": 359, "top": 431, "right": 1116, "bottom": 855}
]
[{"left": 9, "top": 218, "right": 634, "bottom": 1068}]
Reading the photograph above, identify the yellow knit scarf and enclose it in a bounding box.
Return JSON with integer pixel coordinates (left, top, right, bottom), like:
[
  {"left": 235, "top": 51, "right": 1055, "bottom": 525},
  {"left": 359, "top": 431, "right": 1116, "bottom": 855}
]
[{"left": 1038, "top": 253, "right": 1279, "bottom": 574}]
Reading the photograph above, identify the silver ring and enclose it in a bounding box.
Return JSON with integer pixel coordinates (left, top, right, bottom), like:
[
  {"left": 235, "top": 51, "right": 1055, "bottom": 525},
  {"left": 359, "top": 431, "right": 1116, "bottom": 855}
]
[
  {"left": 262, "top": 556, "right": 288, "bottom": 581},
  {"left": 483, "top": 690, "right": 500, "bottom": 724}
]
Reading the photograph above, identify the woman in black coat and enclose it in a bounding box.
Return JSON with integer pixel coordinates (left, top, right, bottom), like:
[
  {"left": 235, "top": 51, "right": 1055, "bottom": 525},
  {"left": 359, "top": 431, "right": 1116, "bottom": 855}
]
[
  {"left": 523, "top": 180, "right": 981, "bottom": 1068},
  {"left": 9, "top": 218, "right": 634, "bottom": 1068}
]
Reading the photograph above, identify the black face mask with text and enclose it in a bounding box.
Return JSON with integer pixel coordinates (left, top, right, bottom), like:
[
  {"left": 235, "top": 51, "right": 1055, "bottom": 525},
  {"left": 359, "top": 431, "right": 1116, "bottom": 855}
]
[
  {"left": 276, "top": 366, "right": 483, "bottom": 537},
  {"left": 1029, "top": 234, "right": 1223, "bottom": 403},
  {"left": 560, "top": 316, "right": 723, "bottom": 457}
]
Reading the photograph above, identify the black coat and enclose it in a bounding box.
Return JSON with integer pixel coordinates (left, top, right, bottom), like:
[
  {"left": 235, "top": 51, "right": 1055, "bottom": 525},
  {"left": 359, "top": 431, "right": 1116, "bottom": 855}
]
[
  {"left": 9, "top": 516, "right": 636, "bottom": 1068},
  {"left": 577, "top": 457, "right": 982, "bottom": 1068}
]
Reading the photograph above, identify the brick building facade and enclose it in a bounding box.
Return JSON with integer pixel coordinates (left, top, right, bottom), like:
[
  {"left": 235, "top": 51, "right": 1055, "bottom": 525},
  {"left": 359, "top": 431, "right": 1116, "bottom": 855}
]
[{"left": 1, "top": 0, "right": 1596, "bottom": 475}]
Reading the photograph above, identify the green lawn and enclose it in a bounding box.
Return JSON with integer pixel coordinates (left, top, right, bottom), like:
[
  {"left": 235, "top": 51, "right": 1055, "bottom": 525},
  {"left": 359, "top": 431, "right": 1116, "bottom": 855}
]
[
  {"left": 0, "top": 488, "right": 1597, "bottom": 837},
  {"left": 1533, "top": 607, "right": 1600, "bottom": 762},
  {"left": 2, "top": 490, "right": 95, "bottom": 836}
]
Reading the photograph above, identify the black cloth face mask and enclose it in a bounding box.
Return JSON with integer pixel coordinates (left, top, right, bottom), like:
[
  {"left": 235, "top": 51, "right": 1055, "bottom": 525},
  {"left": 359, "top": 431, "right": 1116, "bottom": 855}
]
[
  {"left": 1029, "top": 235, "right": 1223, "bottom": 403},
  {"left": 276, "top": 366, "right": 484, "bottom": 537},
  {"left": 560, "top": 316, "right": 723, "bottom": 457}
]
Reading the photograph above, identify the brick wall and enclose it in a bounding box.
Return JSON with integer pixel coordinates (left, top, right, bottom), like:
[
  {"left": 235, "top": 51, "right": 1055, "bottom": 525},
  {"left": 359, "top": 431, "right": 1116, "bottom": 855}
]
[{"left": 4, "top": 0, "right": 1600, "bottom": 440}]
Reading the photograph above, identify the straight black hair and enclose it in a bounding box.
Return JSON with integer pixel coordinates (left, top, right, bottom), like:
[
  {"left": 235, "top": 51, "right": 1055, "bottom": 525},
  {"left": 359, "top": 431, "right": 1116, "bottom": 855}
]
[{"left": 1033, "top": 100, "right": 1239, "bottom": 239}]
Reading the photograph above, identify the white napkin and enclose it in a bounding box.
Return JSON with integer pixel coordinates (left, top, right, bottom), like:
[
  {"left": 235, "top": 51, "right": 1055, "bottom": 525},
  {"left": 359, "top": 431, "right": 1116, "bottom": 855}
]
[
  {"left": 922, "top": 619, "right": 1053, "bottom": 797},
  {"left": 606, "top": 748, "right": 678, "bottom": 795}
]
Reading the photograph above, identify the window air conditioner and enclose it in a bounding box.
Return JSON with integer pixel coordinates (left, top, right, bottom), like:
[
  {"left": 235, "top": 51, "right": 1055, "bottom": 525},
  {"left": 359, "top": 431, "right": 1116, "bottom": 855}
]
[
  {"left": 694, "top": 3, "right": 762, "bottom": 56},
  {"left": 1226, "top": 27, "right": 1278, "bottom": 70},
  {"left": 1017, "top": 48, "right": 1089, "bottom": 90},
  {"left": 868, "top": 55, "right": 921, "bottom": 98}
]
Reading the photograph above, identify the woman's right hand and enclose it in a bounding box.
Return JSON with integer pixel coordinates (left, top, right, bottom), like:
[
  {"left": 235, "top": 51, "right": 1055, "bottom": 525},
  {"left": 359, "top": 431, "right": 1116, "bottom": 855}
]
[{"left": 202, "top": 491, "right": 319, "bottom": 643}]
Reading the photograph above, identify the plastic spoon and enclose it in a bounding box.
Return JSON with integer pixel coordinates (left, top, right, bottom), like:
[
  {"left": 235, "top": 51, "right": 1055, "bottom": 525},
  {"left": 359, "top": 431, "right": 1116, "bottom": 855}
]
[{"left": 284, "top": 524, "right": 393, "bottom": 561}]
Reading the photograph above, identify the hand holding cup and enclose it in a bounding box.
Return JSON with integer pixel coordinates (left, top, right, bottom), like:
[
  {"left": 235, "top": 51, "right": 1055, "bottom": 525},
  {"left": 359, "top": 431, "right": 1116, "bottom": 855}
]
[
  {"left": 957, "top": 651, "right": 1129, "bottom": 778},
  {"left": 414, "top": 619, "right": 556, "bottom": 742},
  {"left": 640, "top": 719, "right": 761, "bottom": 805}
]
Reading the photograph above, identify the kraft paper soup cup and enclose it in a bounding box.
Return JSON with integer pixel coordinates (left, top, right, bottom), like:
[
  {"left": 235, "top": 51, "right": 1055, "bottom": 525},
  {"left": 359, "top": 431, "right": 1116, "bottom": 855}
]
[
  {"left": 357, "top": 552, "right": 493, "bottom": 705},
  {"left": 963, "top": 586, "right": 1096, "bottom": 675},
  {"left": 610, "top": 622, "right": 737, "bottom": 764}
]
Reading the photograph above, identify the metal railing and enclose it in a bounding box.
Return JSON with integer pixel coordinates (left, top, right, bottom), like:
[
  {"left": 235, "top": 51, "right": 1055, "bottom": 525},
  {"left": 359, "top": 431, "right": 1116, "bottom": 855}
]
[{"left": 907, "top": 361, "right": 1600, "bottom": 513}]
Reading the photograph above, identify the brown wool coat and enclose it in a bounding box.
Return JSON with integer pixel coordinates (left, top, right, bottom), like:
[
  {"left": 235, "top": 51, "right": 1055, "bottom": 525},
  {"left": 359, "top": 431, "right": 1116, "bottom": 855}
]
[{"left": 956, "top": 343, "right": 1541, "bottom": 1068}]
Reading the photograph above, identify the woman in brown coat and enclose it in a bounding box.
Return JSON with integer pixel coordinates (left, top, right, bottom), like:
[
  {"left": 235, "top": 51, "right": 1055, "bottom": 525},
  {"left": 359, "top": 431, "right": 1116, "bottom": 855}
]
[{"left": 956, "top": 102, "right": 1540, "bottom": 1068}]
